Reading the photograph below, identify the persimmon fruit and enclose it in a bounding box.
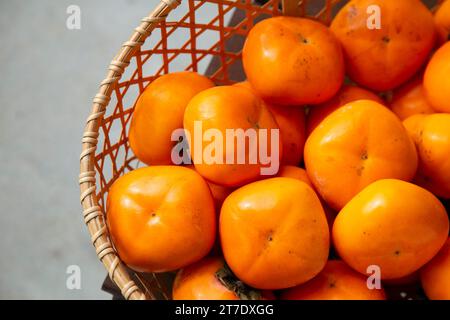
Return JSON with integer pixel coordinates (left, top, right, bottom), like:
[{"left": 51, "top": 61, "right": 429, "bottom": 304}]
[
  {"left": 403, "top": 113, "right": 450, "bottom": 199},
  {"left": 220, "top": 177, "right": 329, "bottom": 289},
  {"left": 277, "top": 166, "right": 312, "bottom": 188},
  {"left": 307, "top": 84, "right": 384, "bottom": 135},
  {"left": 305, "top": 100, "right": 418, "bottom": 210},
  {"left": 331, "top": 0, "right": 436, "bottom": 91},
  {"left": 235, "top": 81, "right": 306, "bottom": 166},
  {"left": 390, "top": 76, "right": 435, "bottom": 120},
  {"left": 420, "top": 238, "right": 450, "bottom": 300},
  {"left": 243, "top": 16, "right": 344, "bottom": 105},
  {"left": 184, "top": 85, "right": 281, "bottom": 187},
  {"left": 277, "top": 165, "right": 336, "bottom": 234},
  {"left": 173, "top": 257, "right": 274, "bottom": 300},
  {"left": 129, "top": 72, "right": 214, "bottom": 165},
  {"left": 281, "top": 260, "right": 386, "bottom": 300},
  {"left": 173, "top": 257, "right": 239, "bottom": 300},
  {"left": 333, "top": 179, "right": 449, "bottom": 280},
  {"left": 423, "top": 41, "right": 450, "bottom": 113},
  {"left": 434, "top": 0, "right": 450, "bottom": 44},
  {"left": 107, "top": 166, "right": 216, "bottom": 273}
]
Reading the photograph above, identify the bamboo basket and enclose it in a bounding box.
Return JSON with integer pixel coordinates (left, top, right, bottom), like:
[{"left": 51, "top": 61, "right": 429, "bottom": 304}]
[{"left": 79, "top": 0, "right": 442, "bottom": 300}]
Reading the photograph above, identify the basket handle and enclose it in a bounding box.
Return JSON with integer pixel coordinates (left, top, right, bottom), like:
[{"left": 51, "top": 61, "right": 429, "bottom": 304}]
[{"left": 282, "top": 0, "right": 302, "bottom": 16}]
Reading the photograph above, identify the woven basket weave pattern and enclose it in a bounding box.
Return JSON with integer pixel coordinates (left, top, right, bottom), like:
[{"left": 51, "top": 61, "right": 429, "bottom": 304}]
[{"left": 80, "top": 0, "right": 442, "bottom": 300}]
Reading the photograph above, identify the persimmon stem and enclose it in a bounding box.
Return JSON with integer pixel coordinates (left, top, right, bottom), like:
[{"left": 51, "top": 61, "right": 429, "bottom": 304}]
[{"left": 215, "top": 264, "right": 262, "bottom": 300}]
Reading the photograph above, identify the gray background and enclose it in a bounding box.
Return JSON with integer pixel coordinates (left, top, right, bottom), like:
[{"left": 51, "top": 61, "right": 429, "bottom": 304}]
[{"left": 0, "top": 0, "right": 211, "bottom": 300}]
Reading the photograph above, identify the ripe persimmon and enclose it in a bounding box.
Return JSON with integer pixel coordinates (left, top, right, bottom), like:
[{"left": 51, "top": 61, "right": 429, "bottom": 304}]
[
  {"left": 235, "top": 81, "right": 306, "bottom": 166},
  {"left": 390, "top": 77, "right": 435, "bottom": 120},
  {"left": 333, "top": 179, "right": 449, "bottom": 279},
  {"left": 184, "top": 85, "right": 281, "bottom": 187},
  {"left": 307, "top": 85, "right": 384, "bottom": 135},
  {"left": 331, "top": 0, "right": 435, "bottom": 91},
  {"left": 403, "top": 113, "right": 450, "bottom": 199},
  {"left": 185, "top": 164, "right": 234, "bottom": 211},
  {"left": 129, "top": 72, "right": 214, "bottom": 165},
  {"left": 435, "top": 0, "right": 450, "bottom": 44},
  {"left": 207, "top": 181, "right": 234, "bottom": 212},
  {"left": 277, "top": 166, "right": 312, "bottom": 188},
  {"left": 305, "top": 100, "right": 418, "bottom": 210},
  {"left": 423, "top": 41, "right": 450, "bottom": 113},
  {"left": 281, "top": 260, "right": 386, "bottom": 300},
  {"left": 420, "top": 238, "right": 450, "bottom": 300},
  {"left": 277, "top": 165, "right": 336, "bottom": 234},
  {"left": 172, "top": 257, "right": 274, "bottom": 300},
  {"left": 220, "top": 177, "right": 329, "bottom": 289},
  {"left": 268, "top": 105, "right": 306, "bottom": 166},
  {"left": 107, "top": 166, "right": 216, "bottom": 273},
  {"left": 243, "top": 16, "right": 344, "bottom": 106}
]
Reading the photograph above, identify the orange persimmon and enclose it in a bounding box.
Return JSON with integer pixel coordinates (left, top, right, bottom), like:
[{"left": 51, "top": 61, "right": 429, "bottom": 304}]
[
  {"left": 220, "top": 177, "right": 329, "bottom": 289},
  {"left": 184, "top": 85, "right": 281, "bottom": 187},
  {"left": 423, "top": 41, "right": 450, "bottom": 113},
  {"left": 107, "top": 166, "right": 216, "bottom": 273},
  {"left": 333, "top": 179, "right": 449, "bottom": 279},
  {"left": 281, "top": 260, "right": 386, "bottom": 300},
  {"left": 129, "top": 72, "right": 214, "bottom": 165},
  {"left": 435, "top": 0, "right": 450, "bottom": 44},
  {"left": 277, "top": 165, "right": 336, "bottom": 234},
  {"left": 173, "top": 257, "right": 274, "bottom": 300},
  {"left": 331, "top": 0, "right": 435, "bottom": 91},
  {"left": 235, "top": 81, "right": 306, "bottom": 166},
  {"left": 277, "top": 166, "right": 312, "bottom": 188},
  {"left": 404, "top": 113, "right": 450, "bottom": 198},
  {"left": 390, "top": 76, "right": 435, "bottom": 120},
  {"left": 420, "top": 238, "right": 450, "bottom": 300},
  {"left": 243, "top": 16, "right": 344, "bottom": 105},
  {"left": 307, "top": 85, "right": 384, "bottom": 134},
  {"left": 305, "top": 100, "right": 418, "bottom": 210}
]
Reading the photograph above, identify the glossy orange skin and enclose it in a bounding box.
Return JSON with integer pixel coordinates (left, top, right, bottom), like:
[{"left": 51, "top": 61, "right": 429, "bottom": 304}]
[
  {"left": 404, "top": 114, "right": 450, "bottom": 198},
  {"left": 424, "top": 42, "right": 450, "bottom": 113},
  {"left": 333, "top": 179, "right": 449, "bottom": 279},
  {"left": 269, "top": 105, "right": 306, "bottom": 166},
  {"left": 390, "top": 77, "right": 435, "bottom": 120},
  {"left": 220, "top": 177, "right": 329, "bottom": 289},
  {"left": 281, "top": 260, "right": 386, "bottom": 300},
  {"left": 277, "top": 165, "right": 336, "bottom": 235},
  {"left": 173, "top": 257, "right": 239, "bottom": 300},
  {"left": 307, "top": 85, "right": 384, "bottom": 135},
  {"left": 184, "top": 86, "right": 281, "bottom": 187},
  {"left": 277, "top": 166, "right": 312, "bottom": 188},
  {"left": 185, "top": 164, "right": 234, "bottom": 211},
  {"left": 305, "top": 100, "right": 418, "bottom": 211},
  {"left": 235, "top": 81, "right": 306, "bottom": 166},
  {"left": 173, "top": 257, "right": 275, "bottom": 300},
  {"left": 435, "top": 0, "right": 450, "bottom": 44},
  {"left": 107, "top": 166, "right": 216, "bottom": 273},
  {"left": 129, "top": 72, "right": 214, "bottom": 166},
  {"left": 243, "top": 17, "right": 344, "bottom": 106},
  {"left": 331, "top": 0, "right": 436, "bottom": 91},
  {"left": 207, "top": 181, "right": 234, "bottom": 212},
  {"left": 421, "top": 238, "right": 450, "bottom": 300}
]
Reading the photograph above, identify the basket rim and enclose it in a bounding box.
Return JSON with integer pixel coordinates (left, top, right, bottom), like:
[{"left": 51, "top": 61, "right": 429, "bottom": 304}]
[{"left": 79, "top": 0, "right": 181, "bottom": 300}]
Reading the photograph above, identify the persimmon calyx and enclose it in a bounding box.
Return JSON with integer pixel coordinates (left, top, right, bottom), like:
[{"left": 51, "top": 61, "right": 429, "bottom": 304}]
[{"left": 215, "top": 264, "right": 261, "bottom": 300}]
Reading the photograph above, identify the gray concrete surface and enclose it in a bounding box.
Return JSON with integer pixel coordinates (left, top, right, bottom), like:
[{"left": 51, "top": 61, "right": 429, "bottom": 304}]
[{"left": 0, "top": 0, "right": 213, "bottom": 300}]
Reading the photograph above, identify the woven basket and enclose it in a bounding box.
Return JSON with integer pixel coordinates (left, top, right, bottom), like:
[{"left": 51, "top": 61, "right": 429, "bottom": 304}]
[{"left": 79, "top": 0, "right": 442, "bottom": 300}]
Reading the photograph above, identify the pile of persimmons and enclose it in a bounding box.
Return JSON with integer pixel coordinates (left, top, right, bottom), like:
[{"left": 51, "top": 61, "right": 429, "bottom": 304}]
[{"left": 106, "top": 0, "right": 450, "bottom": 300}]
